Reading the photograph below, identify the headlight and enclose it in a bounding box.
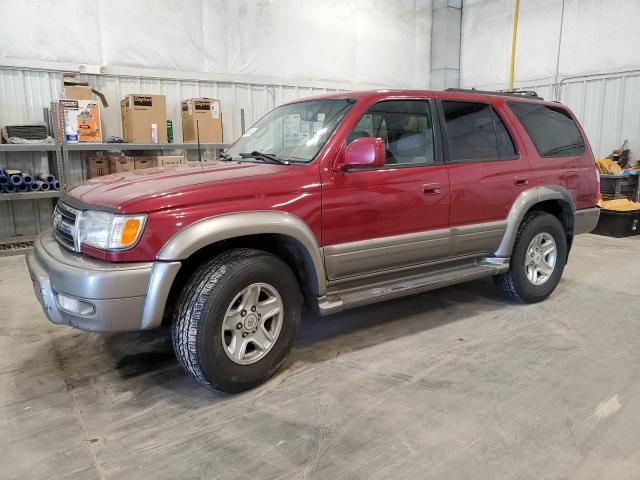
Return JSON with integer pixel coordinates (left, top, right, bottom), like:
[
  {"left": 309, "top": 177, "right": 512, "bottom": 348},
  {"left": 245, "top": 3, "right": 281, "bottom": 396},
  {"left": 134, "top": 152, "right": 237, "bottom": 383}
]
[{"left": 78, "top": 210, "right": 147, "bottom": 250}]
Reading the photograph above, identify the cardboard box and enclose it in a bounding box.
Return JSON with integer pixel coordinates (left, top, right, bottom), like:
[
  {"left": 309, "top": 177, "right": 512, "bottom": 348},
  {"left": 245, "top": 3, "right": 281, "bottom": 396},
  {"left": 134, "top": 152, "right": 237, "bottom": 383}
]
[
  {"left": 88, "top": 157, "right": 109, "bottom": 178},
  {"left": 60, "top": 99, "right": 103, "bottom": 143},
  {"left": 157, "top": 155, "right": 184, "bottom": 167},
  {"left": 134, "top": 156, "right": 156, "bottom": 170},
  {"left": 109, "top": 156, "right": 134, "bottom": 173},
  {"left": 63, "top": 76, "right": 109, "bottom": 107},
  {"left": 121, "top": 94, "right": 168, "bottom": 144},
  {"left": 181, "top": 98, "right": 222, "bottom": 143},
  {"left": 65, "top": 85, "right": 94, "bottom": 100}
]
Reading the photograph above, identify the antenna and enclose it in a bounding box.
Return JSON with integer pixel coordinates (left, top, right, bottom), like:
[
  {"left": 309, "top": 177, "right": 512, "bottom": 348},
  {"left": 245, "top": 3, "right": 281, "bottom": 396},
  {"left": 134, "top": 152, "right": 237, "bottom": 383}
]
[{"left": 196, "top": 119, "right": 202, "bottom": 163}]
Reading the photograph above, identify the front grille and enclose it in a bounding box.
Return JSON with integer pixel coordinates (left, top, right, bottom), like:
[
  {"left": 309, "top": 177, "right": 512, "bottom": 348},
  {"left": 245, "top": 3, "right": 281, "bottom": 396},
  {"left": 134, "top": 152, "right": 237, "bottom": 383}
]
[{"left": 53, "top": 202, "right": 80, "bottom": 251}]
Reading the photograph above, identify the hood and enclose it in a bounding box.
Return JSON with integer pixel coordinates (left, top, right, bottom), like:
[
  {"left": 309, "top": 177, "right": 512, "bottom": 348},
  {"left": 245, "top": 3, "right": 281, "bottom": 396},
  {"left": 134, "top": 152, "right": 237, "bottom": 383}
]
[{"left": 66, "top": 160, "right": 293, "bottom": 212}]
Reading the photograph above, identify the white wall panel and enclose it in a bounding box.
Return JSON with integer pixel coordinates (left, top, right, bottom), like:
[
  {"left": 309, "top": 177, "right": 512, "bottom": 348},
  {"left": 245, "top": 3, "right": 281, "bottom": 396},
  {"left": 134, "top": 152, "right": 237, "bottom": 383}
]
[
  {"left": 0, "top": 0, "right": 431, "bottom": 89},
  {"left": 0, "top": 1, "right": 102, "bottom": 64},
  {"left": 461, "top": 0, "right": 640, "bottom": 89}
]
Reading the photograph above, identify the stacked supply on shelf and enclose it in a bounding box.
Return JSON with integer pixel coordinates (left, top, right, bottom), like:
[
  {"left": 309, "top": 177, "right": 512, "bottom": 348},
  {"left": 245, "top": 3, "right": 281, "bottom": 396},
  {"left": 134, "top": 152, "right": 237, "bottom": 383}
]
[
  {"left": 87, "top": 154, "right": 184, "bottom": 178},
  {"left": 593, "top": 142, "right": 640, "bottom": 237},
  {"left": 0, "top": 169, "right": 60, "bottom": 193}
]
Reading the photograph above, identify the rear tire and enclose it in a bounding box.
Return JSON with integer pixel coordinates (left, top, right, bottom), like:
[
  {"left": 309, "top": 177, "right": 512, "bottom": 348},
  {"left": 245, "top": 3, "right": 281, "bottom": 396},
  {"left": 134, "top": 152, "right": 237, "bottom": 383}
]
[
  {"left": 171, "top": 248, "right": 302, "bottom": 393},
  {"left": 494, "top": 212, "right": 567, "bottom": 304}
]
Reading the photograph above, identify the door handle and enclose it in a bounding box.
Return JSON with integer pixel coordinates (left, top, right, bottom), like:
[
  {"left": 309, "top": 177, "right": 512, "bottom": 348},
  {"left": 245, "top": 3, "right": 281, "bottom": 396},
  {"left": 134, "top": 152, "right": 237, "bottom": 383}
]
[
  {"left": 514, "top": 176, "right": 528, "bottom": 186},
  {"left": 422, "top": 183, "right": 441, "bottom": 195}
]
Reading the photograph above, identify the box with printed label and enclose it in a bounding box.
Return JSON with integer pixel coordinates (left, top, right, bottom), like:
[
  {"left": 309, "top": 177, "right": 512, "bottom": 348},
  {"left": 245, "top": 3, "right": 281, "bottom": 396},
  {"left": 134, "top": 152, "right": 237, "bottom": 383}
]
[
  {"left": 181, "top": 98, "right": 222, "bottom": 143},
  {"left": 87, "top": 157, "right": 110, "bottom": 178},
  {"left": 134, "top": 156, "right": 156, "bottom": 170},
  {"left": 121, "top": 94, "right": 168, "bottom": 144},
  {"left": 60, "top": 99, "right": 103, "bottom": 143},
  {"left": 157, "top": 155, "right": 184, "bottom": 167},
  {"left": 109, "top": 156, "right": 134, "bottom": 173}
]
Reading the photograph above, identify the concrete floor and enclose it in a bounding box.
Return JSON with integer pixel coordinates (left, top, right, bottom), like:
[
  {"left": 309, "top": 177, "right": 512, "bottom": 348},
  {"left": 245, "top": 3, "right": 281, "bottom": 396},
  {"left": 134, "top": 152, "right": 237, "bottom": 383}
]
[{"left": 1, "top": 234, "right": 640, "bottom": 479}]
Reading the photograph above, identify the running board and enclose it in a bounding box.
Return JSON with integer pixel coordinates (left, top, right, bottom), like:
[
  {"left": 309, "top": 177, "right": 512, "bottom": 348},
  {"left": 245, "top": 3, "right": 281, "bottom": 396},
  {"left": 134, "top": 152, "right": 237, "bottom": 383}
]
[{"left": 317, "top": 262, "right": 505, "bottom": 315}]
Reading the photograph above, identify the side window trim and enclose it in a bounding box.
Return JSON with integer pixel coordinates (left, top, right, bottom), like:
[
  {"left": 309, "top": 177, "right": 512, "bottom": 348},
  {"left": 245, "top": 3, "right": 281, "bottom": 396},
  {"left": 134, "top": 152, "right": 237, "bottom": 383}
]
[
  {"left": 437, "top": 99, "right": 519, "bottom": 164},
  {"left": 344, "top": 98, "right": 444, "bottom": 170},
  {"left": 490, "top": 107, "right": 519, "bottom": 160}
]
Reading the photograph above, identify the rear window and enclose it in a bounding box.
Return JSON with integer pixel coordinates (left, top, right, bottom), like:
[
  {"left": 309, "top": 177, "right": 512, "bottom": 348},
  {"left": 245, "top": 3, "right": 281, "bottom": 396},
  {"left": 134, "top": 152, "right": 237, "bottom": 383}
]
[
  {"left": 442, "top": 101, "right": 516, "bottom": 162},
  {"left": 508, "top": 102, "right": 585, "bottom": 157}
]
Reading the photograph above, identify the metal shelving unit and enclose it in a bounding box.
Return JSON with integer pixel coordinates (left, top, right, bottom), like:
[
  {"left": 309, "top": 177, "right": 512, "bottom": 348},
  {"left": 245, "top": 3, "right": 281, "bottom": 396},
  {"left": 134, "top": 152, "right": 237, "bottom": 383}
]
[
  {"left": 0, "top": 191, "right": 61, "bottom": 201},
  {"left": 60, "top": 142, "right": 229, "bottom": 189},
  {"left": 0, "top": 143, "right": 58, "bottom": 152},
  {"left": 0, "top": 141, "right": 63, "bottom": 253},
  {"left": 63, "top": 142, "right": 228, "bottom": 152},
  {"left": 0, "top": 235, "right": 38, "bottom": 257}
]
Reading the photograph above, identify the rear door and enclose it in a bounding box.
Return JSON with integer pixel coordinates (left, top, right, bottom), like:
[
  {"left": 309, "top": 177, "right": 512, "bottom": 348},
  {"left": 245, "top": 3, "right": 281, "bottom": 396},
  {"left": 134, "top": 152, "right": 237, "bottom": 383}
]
[
  {"left": 507, "top": 101, "right": 595, "bottom": 210},
  {"left": 321, "top": 99, "right": 451, "bottom": 280},
  {"left": 439, "top": 99, "right": 531, "bottom": 257}
]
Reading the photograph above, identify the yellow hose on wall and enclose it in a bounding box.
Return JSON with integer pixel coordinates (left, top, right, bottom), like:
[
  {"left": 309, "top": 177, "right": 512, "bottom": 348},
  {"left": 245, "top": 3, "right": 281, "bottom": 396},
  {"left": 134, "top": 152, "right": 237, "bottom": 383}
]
[{"left": 508, "top": 0, "right": 520, "bottom": 90}]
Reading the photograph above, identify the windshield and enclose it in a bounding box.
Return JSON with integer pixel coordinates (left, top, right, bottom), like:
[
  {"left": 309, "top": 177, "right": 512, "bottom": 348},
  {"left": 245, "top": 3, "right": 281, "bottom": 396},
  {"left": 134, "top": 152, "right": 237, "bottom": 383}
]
[{"left": 225, "top": 98, "right": 355, "bottom": 163}]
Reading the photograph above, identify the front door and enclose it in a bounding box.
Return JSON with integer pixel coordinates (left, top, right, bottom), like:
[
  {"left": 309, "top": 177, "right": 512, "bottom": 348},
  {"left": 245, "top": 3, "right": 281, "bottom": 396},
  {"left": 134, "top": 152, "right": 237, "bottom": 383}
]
[{"left": 321, "top": 99, "right": 450, "bottom": 280}]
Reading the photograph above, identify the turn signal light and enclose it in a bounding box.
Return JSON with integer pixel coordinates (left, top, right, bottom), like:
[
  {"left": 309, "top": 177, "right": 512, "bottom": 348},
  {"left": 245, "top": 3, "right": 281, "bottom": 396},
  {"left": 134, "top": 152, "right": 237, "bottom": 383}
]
[{"left": 121, "top": 218, "right": 142, "bottom": 246}]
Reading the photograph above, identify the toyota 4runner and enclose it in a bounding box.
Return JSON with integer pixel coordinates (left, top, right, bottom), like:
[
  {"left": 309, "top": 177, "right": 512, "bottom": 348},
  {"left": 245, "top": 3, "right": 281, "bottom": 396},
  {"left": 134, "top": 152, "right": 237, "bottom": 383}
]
[{"left": 28, "top": 89, "right": 600, "bottom": 392}]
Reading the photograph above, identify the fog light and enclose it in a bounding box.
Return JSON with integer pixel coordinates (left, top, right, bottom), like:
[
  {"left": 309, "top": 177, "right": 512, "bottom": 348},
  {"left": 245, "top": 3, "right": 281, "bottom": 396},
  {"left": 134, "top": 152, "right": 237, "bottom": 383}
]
[{"left": 56, "top": 293, "right": 95, "bottom": 316}]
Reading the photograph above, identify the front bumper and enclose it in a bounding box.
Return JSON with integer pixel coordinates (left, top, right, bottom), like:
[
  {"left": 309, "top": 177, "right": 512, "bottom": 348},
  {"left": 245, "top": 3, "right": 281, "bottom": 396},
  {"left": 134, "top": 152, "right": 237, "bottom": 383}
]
[{"left": 27, "top": 230, "right": 180, "bottom": 332}]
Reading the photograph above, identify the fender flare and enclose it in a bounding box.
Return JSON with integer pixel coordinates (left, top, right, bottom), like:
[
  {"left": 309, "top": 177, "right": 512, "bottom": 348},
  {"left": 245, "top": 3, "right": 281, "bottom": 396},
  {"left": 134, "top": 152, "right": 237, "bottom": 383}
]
[
  {"left": 157, "top": 211, "right": 327, "bottom": 296},
  {"left": 495, "top": 186, "right": 575, "bottom": 257}
]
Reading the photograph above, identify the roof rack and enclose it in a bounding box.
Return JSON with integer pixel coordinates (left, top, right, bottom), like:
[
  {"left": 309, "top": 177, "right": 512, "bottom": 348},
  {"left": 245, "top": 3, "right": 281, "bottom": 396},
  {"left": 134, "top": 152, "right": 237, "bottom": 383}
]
[{"left": 445, "top": 88, "right": 543, "bottom": 100}]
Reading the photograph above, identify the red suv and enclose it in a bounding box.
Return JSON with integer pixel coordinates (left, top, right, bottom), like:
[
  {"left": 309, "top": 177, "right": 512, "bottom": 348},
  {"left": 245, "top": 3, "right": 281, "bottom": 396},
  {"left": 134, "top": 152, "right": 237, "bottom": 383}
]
[{"left": 28, "top": 89, "right": 600, "bottom": 392}]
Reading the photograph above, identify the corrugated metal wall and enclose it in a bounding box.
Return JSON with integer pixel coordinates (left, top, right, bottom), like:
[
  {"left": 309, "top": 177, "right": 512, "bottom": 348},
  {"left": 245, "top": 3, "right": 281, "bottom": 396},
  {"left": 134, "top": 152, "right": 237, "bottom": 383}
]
[
  {"left": 0, "top": 66, "right": 342, "bottom": 241},
  {"left": 515, "top": 70, "right": 640, "bottom": 159}
]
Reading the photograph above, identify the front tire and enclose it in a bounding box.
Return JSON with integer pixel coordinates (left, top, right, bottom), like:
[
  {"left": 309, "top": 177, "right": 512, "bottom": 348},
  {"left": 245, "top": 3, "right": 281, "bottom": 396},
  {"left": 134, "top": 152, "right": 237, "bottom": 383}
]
[
  {"left": 171, "top": 248, "right": 301, "bottom": 393},
  {"left": 494, "top": 212, "right": 567, "bottom": 303}
]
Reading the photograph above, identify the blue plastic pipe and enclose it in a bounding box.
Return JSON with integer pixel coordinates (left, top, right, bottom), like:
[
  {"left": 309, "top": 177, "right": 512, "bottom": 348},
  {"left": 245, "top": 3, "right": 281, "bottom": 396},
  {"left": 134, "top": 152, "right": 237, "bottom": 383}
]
[{"left": 37, "top": 173, "right": 55, "bottom": 183}]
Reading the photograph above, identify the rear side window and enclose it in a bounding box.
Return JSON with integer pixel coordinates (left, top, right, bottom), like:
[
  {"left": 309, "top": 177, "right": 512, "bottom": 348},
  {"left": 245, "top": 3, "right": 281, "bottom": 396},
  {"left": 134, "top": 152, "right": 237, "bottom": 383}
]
[
  {"left": 508, "top": 102, "right": 585, "bottom": 157},
  {"left": 442, "top": 101, "right": 516, "bottom": 162}
]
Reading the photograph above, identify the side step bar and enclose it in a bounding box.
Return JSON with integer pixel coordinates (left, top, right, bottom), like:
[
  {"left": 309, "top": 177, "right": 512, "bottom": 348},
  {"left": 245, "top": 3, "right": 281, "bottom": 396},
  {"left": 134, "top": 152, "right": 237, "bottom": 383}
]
[{"left": 317, "top": 261, "right": 507, "bottom": 315}]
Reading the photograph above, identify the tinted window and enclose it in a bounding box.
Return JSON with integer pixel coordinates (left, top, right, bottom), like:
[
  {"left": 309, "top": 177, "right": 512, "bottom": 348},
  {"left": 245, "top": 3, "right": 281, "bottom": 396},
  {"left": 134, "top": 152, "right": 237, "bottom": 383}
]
[
  {"left": 508, "top": 102, "right": 585, "bottom": 157},
  {"left": 348, "top": 100, "right": 435, "bottom": 166},
  {"left": 492, "top": 109, "right": 517, "bottom": 158},
  {"left": 443, "top": 102, "right": 500, "bottom": 161}
]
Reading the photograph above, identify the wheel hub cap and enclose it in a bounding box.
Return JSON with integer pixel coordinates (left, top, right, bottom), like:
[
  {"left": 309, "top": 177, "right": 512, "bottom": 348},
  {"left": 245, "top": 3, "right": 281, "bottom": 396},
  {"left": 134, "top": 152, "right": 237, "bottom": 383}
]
[
  {"left": 244, "top": 314, "right": 258, "bottom": 330},
  {"left": 221, "top": 283, "right": 284, "bottom": 365},
  {"left": 524, "top": 232, "right": 557, "bottom": 286}
]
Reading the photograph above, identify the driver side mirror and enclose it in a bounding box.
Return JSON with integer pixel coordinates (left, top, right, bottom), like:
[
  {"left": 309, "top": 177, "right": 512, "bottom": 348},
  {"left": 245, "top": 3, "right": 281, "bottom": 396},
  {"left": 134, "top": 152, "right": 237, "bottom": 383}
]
[{"left": 336, "top": 137, "right": 386, "bottom": 171}]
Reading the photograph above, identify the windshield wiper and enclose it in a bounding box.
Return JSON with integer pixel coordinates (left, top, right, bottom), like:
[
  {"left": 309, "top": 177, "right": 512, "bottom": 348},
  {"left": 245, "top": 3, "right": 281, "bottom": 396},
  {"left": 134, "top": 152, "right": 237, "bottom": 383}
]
[
  {"left": 239, "top": 151, "right": 289, "bottom": 165},
  {"left": 218, "top": 151, "right": 233, "bottom": 161}
]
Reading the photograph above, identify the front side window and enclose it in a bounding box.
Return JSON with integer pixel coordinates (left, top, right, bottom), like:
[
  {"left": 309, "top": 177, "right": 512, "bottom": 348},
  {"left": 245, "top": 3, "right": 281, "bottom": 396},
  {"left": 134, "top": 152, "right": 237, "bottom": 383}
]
[
  {"left": 225, "top": 99, "right": 354, "bottom": 162},
  {"left": 508, "top": 101, "right": 585, "bottom": 157},
  {"left": 442, "top": 101, "right": 516, "bottom": 162},
  {"left": 347, "top": 100, "right": 435, "bottom": 166}
]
